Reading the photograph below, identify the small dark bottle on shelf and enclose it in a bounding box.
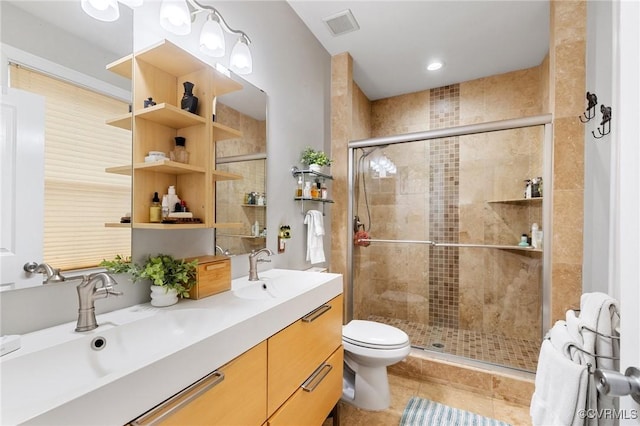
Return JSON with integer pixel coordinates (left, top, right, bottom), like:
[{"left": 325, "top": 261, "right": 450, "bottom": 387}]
[{"left": 181, "top": 81, "right": 198, "bottom": 114}]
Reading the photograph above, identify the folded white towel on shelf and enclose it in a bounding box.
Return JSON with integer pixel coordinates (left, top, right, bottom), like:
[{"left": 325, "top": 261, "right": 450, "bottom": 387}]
[
  {"left": 304, "top": 210, "right": 325, "bottom": 265},
  {"left": 530, "top": 339, "right": 590, "bottom": 426}
]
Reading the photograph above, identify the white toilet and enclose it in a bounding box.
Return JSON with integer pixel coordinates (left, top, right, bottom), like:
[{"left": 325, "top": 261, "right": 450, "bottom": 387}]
[{"left": 341, "top": 320, "right": 411, "bottom": 411}]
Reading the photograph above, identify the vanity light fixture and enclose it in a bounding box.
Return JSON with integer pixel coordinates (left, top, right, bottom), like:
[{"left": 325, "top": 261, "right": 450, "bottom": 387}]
[
  {"left": 229, "top": 34, "right": 252, "bottom": 75},
  {"left": 199, "top": 13, "right": 225, "bottom": 57},
  {"left": 81, "top": 0, "right": 254, "bottom": 74},
  {"left": 81, "top": 0, "right": 120, "bottom": 22},
  {"left": 160, "top": 0, "right": 192, "bottom": 35},
  {"left": 427, "top": 61, "right": 444, "bottom": 71}
]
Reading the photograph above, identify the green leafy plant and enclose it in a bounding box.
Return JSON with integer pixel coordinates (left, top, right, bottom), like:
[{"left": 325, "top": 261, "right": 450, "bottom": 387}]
[
  {"left": 301, "top": 147, "right": 332, "bottom": 167},
  {"left": 134, "top": 254, "right": 198, "bottom": 298},
  {"left": 100, "top": 253, "right": 197, "bottom": 299},
  {"left": 99, "top": 254, "right": 137, "bottom": 274}
]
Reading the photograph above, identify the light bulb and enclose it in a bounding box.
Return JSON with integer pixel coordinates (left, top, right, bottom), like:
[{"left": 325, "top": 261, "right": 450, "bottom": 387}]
[
  {"left": 81, "top": 0, "right": 119, "bottom": 22},
  {"left": 230, "top": 36, "right": 252, "bottom": 75},
  {"left": 160, "top": 0, "right": 191, "bottom": 35},
  {"left": 118, "top": 0, "right": 143, "bottom": 7},
  {"left": 200, "top": 14, "right": 225, "bottom": 57},
  {"left": 427, "top": 61, "right": 444, "bottom": 71}
]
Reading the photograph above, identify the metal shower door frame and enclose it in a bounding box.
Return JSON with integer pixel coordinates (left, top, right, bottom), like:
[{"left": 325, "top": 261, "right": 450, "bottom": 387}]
[{"left": 346, "top": 114, "right": 554, "bottom": 337}]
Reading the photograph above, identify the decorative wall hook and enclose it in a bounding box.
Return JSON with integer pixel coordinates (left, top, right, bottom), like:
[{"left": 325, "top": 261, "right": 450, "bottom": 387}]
[
  {"left": 593, "top": 105, "right": 612, "bottom": 139},
  {"left": 579, "top": 91, "right": 598, "bottom": 123}
]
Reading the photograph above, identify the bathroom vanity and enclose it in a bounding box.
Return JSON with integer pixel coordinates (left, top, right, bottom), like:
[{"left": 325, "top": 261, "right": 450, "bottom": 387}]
[{"left": 0, "top": 269, "right": 343, "bottom": 426}]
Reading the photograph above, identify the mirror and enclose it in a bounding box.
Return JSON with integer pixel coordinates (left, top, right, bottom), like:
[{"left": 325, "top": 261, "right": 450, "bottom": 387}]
[
  {"left": 1, "top": 1, "right": 133, "bottom": 290},
  {"left": 1, "top": 2, "right": 269, "bottom": 288},
  {"left": 214, "top": 75, "right": 268, "bottom": 256}
]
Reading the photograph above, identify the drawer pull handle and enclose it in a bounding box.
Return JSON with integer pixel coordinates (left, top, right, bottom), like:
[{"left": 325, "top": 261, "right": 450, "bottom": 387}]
[
  {"left": 302, "top": 304, "right": 331, "bottom": 323},
  {"left": 301, "top": 363, "right": 333, "bottom": 393},
  {"left": 132, "top": 371, "right": 225, "bottom": 425},
  {"left": 204, "top": 263, "right": 226, "bottom": 271}
]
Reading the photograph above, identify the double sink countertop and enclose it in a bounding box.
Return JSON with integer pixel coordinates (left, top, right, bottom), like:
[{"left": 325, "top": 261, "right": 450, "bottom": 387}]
[{"left": 0, "top": 269, "right": 343, "bottom": 426}]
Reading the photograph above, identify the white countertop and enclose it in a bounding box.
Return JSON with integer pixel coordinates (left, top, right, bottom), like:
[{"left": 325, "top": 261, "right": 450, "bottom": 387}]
[{"left": 0, "top": 269, "right": 343, "bottom": 426}]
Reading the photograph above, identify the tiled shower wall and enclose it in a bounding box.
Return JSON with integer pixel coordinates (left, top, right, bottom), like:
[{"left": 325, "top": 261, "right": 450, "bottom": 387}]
[
  {"left": 352, "top": 65, "right": 545, "bottom": 341},
  {"left": 428, "top": 85, "right": 460, "bottom": 327}
]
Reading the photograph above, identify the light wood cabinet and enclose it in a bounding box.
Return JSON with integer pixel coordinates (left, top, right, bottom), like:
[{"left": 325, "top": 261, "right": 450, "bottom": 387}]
[
  {"left": 131, "top": 294, "right": 344, "bottom": 426},
  {"left": 267, "top": 295, "right": 343, "bottom": 418},
  {"left": 107, "top": 39, "right": 244, "bottom": 229},
  {"left": 268, "top": 347, "right": 343, "bottom": 426},
  {"left": 132, "top": 341, "right": 267, "bottom": 426}
]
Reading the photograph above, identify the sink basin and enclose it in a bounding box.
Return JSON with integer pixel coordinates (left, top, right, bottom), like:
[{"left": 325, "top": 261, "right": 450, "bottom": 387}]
[
  {"left": 232, "top": 270, "right": 323, "bottom": 300},
  {"left": 0, "top": 308, "right": 224, "bottom": 422}
]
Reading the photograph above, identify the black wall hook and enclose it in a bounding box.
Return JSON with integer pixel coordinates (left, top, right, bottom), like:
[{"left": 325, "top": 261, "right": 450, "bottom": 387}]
[
  {"left": 592, "top": 105, "right": 612, "bottom": 139},
  {"left": 579, "top": 91, "right": 598, "bottom": 123}
]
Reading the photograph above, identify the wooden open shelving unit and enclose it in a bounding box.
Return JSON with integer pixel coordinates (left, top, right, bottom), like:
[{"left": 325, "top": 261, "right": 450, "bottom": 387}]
[{"left": 105, "top": 39, "right": 245, "bottom": 230}]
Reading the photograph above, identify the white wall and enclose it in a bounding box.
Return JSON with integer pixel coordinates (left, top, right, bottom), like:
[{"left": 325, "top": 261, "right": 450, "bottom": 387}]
[
  {"left": 613, "top": 0, "right": 640, "bottom": 420},
  {"left": 582, "top": 0, "right": 612, "bottom": 294}
]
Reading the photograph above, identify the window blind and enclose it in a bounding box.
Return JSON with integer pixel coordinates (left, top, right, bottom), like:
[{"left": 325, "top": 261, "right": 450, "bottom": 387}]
[{"left": 10, "top": 63, "right": 131, "bottom": 270}]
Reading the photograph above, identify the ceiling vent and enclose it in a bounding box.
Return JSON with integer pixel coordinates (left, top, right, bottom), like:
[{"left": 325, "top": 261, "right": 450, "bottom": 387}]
[{"left": 323, "top": 9, "right": 360, "bottom": 37}]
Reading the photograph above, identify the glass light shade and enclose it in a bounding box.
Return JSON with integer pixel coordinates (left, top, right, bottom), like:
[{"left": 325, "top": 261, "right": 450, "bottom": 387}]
[
  {"left": 160, "top": 0, "right": 191, "bottom": 35},
  {"left": 230, "top": 38, "right": 252, "bottom": 75},
  {"left": 81, "top": 0, "right": 119, "bottom": 22},
  {"left": 200, "top": 16, "right": 225, "bottom": 57},
  {"left": 119, "top": 0, "right": 143, "bottom": 7}
]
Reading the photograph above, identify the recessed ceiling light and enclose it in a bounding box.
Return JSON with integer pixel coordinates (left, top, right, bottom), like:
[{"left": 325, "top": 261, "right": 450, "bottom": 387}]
[{"left": 427, "top": 61, "right": 444, "bottom": 71}]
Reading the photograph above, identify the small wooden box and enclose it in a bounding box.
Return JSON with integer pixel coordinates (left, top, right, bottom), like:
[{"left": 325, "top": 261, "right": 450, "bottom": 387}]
[{"left": 186, "top": 255, "right": 231, "bottom": 299}]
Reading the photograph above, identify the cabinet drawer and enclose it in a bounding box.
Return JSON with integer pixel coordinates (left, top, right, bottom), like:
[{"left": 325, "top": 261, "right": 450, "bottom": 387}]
[
  {"left": 267, "top": 295, "right": 343, "bottom": 416},
  {"left": 268, "top": 347, "right": 343, "bottom": 426},
  {"left": 186, "top": 255, "right": 231, "bottom": 299},
  {"left": 132, "top": 341, "right": 267, "bottom": 426}
]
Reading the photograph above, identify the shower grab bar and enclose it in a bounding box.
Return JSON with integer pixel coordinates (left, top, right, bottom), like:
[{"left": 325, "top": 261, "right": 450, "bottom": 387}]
[
  {"left": 357, "top": 238, "right": 541, "bottom": 251},
  {"left": 356, "top": 238, "right": 436, "bottom": 245}
]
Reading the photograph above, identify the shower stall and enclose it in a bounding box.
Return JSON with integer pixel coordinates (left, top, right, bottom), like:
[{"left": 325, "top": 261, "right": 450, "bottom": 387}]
[{"left": 347, "top": 115, "right": 552, "bottom": 373}]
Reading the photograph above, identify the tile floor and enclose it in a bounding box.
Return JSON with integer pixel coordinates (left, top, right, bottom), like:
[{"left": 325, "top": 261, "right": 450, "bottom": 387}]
[
  {"left": 369, "top": 315, "right": 540, "bottom": 372},
  {"left": 326, "top": 373, "right": 532, "bottom": 426}
]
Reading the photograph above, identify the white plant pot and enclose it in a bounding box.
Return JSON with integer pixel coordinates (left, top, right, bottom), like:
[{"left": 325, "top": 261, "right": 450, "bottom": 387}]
[
  {"left": 150, "top": 285, "right": 179, "bottom": 307},
  {"left": 309, "top": 164, "right": 323, "bottom": 173}
]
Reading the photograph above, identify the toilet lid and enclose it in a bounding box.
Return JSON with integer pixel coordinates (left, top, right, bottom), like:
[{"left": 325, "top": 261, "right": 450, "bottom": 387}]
[{"left": 342, "top": 320, "right": 409, "bottom": 349}]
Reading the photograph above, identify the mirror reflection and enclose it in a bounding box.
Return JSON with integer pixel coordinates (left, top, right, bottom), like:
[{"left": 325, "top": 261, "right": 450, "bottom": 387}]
[
  {"left": 214, "top": 78, "right": 267, "bottom": 255},
  {"left": 1, "top": 1, "right": 133, "bottom": 290},
  {"left": 1, "top": 1, "right": 269, "bottom": 289}
]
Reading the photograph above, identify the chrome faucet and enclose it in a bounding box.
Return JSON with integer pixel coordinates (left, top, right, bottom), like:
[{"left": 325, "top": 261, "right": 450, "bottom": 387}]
[
  {"left": 215, "top": 245, "right": 231, "bottom": 256},
  {"left": 248, "top": 248, "right": 274, "bottom": 281},
  {"left": 23, "top": 262, "right": 66, "bottom": 284},
  {"left": 75, "top": 272, "right": 122, "bottom": 332}
]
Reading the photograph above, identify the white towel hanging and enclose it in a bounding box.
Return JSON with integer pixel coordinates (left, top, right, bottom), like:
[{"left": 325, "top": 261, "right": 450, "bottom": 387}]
[{"left": 304, "top": 210, "right": 325, "bottom": 264}]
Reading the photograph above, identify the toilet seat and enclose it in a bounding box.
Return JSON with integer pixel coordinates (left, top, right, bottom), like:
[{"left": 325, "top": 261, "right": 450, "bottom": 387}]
[{"left": 342, "top": 320, "right": 409, "bottom": 350}]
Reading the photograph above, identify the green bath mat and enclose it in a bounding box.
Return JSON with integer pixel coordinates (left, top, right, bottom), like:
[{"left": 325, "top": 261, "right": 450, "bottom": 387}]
[{"left": 399, "top": 397, "right": 512, "bottom": 426}]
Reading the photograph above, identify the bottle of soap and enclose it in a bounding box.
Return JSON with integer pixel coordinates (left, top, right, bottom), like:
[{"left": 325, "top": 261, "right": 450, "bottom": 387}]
[
  {"left": 303, "top": 182, "right": 312, "bottom": 198},
  {"left": 295, "top": 176, "right": 303, "bottom": 197},
  {"left": 531, "top": 223, "right": 539, "bottom": 248},
  {"left": 161, "top": 195, "right": 170, "bottom": 219},
  {"left": 167, "top": 186, "right": 181, "bottom": 212},
  {"left": 150, "top": 192, "right": 161, "bottom": 223}
]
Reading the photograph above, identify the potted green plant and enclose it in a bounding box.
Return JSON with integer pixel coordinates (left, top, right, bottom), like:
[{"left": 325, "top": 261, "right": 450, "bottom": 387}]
[
  {"left": 134, "top": 254, "right": 197, "bottom": 306},
  {"left": 100, "top": 253, "right": 197, "bottom": 307},
  {"left": 301, "top": 147, "right": 332, "bottom": 172}
]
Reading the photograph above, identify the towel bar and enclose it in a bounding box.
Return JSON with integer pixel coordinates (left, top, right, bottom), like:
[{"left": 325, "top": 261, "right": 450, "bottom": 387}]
[
  {"left": 566, "top": 342, "right": 619, "bottom": 361},
  {"left": 580, "top": 324, "right": 621, "bottom": 340}
]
